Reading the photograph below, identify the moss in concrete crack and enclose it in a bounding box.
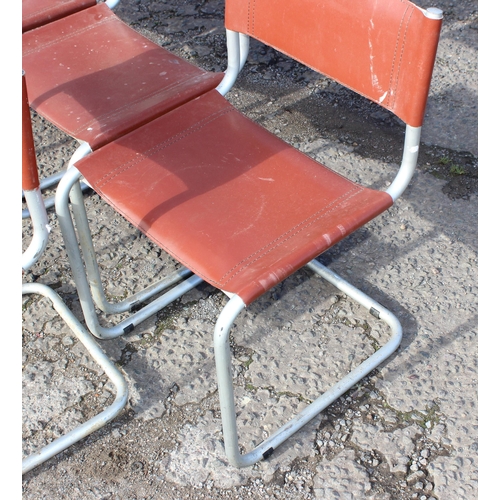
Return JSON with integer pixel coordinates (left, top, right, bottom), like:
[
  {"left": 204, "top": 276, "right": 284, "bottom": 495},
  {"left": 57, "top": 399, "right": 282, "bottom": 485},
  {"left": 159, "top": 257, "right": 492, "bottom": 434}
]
[{"left": 383, "top": 402, "right": 442, "bottom": 430}]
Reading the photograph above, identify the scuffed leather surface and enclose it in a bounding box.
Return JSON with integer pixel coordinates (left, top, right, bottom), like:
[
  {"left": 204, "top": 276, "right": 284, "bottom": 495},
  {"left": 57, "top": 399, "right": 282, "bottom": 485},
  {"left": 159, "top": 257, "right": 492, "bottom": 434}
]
[
  {"left": 22, "top": 3, "right": 223, "bottom": 149},
  {"left": 76, "top": 90, "right": 393, "bottom": 305},
  {"left": 226, "top": 0, "right": 442, "bottom": 127}
]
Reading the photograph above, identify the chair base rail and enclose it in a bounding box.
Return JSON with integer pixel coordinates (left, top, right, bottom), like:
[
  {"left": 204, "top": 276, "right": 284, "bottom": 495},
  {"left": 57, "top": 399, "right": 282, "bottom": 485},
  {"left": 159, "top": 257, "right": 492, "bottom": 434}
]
[
  {"left": 22, "top": 283, "right": 128, "bottom": 475},
  {"left": 214, "top": 259, "right": 402, "bottom": 468}
]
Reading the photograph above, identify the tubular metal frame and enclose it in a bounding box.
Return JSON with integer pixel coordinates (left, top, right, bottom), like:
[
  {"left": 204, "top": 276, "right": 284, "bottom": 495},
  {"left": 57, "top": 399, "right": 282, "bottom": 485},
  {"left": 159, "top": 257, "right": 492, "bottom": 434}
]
[
  {"left": 22, "top": 203, "right": 129, "bottom": 475},
  {"left": 22, "top": 186, "right": 50, "bottom": 271},
  {"left": 214, "top": 259, "right": 402, "bottom": 467},
  {"left": 22, "top": 283, "right": 128, "bottom": 475},
  {"left": 22, "top": 188, "right": 129, "bottom": 475},
  {"left": 22, "top": 142, "right": 93, "bottom": 219},
  {"left": 55, "top": 164, "right": 203, "bottom": 339}
]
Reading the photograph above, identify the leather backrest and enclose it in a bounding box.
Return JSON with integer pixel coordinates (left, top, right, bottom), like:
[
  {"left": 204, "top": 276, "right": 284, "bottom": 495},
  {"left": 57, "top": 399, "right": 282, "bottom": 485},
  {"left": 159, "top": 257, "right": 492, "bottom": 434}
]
[{"left": 225, "top": 0, "right": 442, "bottom": 127}]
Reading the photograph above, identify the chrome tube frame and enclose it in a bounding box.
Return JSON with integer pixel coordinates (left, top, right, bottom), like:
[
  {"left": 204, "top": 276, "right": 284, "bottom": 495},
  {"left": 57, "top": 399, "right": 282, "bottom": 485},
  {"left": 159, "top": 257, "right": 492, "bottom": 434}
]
[
  {"left": 216, "top": 30, "right": 249, "bottom": 96},
  {"left": 22, "top": 283, "right": 128, "bottom": 474},
  {"left": 22, "top": 127, "right": 128, "bottom": 473},
  {"left": 214, "top": 259, "right": 402, "bottom": 468},
  {"left": 22, "top": 187, "right": 50, "bottom": 271},
  {"left": 22, "top": 142, "right": 92, "bottom": 219},
  {"left": 104, "top": 0, "right": 121, "bottom": 10},
  {"left": 385, "top": 125, "right": 422, "bottom": 202}
]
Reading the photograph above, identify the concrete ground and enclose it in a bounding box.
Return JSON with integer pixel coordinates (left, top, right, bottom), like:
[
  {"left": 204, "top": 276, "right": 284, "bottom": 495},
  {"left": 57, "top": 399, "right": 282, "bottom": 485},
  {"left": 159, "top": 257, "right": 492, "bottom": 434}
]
[{"left": 19, "top": 1, "right": 478, "bottom": 498}]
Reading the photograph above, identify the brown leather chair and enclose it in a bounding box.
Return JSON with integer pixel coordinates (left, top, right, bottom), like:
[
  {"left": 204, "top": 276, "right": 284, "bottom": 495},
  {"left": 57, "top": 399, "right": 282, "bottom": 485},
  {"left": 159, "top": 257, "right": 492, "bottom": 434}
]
[
  {"left": 22, "top": 0, "right": 223, "bottom": 216},
  {"left": 22, "top": 72, "right": 128, "bottom": 475},
  {"left": 54, "top": 0, "right": 443, "bottom": 467}
]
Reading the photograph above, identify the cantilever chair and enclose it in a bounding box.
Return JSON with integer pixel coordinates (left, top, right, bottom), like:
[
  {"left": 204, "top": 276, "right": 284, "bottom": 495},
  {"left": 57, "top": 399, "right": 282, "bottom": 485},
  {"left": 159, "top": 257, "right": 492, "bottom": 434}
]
[
  {"left": 54, "top": 0, "right": 442, "bottom": 467},
  {"left": 21, "top": 0, "right": 223, "bottom": 218},
  {"left": 22, "top": 72, "right": 128, "bottom": 475}
]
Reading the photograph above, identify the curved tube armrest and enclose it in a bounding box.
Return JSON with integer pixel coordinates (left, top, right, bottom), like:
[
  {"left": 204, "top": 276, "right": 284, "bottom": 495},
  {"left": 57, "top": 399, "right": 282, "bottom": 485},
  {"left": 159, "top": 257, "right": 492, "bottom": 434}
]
[{"left": 385, "top": 125, "right": 422, "bottom": 202}]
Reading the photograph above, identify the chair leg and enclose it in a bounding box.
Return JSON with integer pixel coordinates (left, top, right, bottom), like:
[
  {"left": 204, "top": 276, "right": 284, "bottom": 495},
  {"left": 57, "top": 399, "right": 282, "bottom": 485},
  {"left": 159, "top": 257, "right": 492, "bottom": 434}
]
[
  {"left": 213, "top": 258, "right": 402, "bottom": 468},
  {"left": 22, "top": 186, "right": 50, "bottom": 272},
  {"left": 22, "top": 283, "right": 129, "bottom": 475},
  {"left": 22, "top": 143, "right": 93, "bottom": 220},
  {"left": 55, "top": 165, "right": 202, "bottom": 339}
]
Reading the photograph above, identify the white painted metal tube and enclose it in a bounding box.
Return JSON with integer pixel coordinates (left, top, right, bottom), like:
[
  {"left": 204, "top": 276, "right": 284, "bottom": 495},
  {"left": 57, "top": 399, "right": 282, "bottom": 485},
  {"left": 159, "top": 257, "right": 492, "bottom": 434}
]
[
  {"left": 93, "top": 266, "right": 194, "bottom": 315},
  {"left": 385, "top": 125, "right": 421, "bottom": 201},
  {"left": 84, "top": 273, "right": 203, "bottom": 340},
  {"left": 22, "top": 283, "right": 128, "bottom": 475},
  {"left": 214, "top": 259, "right": 402, "bottom": 468},
  {"left": 22, "top": 142, "right": 92, "bottom": 219},
  {"left": 216, "top": 29, "right": 241, "bottom": 96},
  {"left": 56, "top": 165, "right": 115, "bottom": 337},
  {"left": 306, "top": 259, "right": 401, "bottom": 327},
  {"left": 22, "top": 179, "right": 91, "bottom": 219},
  {"left": 104, "top": 0, "right": 121, "bottom": 9},
  {"left": 22, "top": 188, "right": 50, "bottom": 272},
  {"left": 423, "top": 7, "right": 443, "bottom": 19},
  {"left": 213, "top": 295, "right": 246, "bottom": 465},
  {"left": 239, "top": 34, "right": 250, "bottom": 71}
]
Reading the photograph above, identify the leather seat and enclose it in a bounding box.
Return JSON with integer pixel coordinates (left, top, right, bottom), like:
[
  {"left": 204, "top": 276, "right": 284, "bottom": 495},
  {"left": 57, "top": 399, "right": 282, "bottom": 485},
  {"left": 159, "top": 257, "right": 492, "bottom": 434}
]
[
  {"left": 22, "top": 3, "right": 223, "bottom": 149},
  {"left": 75, "top": 89, "right": 393, "bottom": 305}
]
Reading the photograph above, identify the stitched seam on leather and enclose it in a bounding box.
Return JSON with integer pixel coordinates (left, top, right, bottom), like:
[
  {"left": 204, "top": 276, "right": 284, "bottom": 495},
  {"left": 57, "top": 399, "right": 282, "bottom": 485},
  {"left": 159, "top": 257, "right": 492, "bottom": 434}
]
[
  {"left": 248, "top": 39, "right": 403, "bottom": 122},
  {"left": 251, "top": 0, "right": 257, "bottom": 35},
  {"left": 390, "top": 7, "right": 413, "bottom": 109},
  {"left": 246, "top": 0, "right": 251, "bottom": 34},
  {"left": 25, "top": 8, "right": 56, "bottom": 19},
  {"left": 24, "top": 1, "right": 93, "bottom": 19},
  {"left": 25, "top": 5, "right": 72, "bottom": 20},
  {"left": 247, "top": 0, "right": 257, "bottom": 36},
  {"left": 104, "top": 187, "right": 373, "bottom": 293},
  {"left": 94, "top": 105, "right": 234, "bottom": 188},
  {"left": 24, "top": 4, "right": 77, "bottom": 20},
  {"left": 72, "top": 73, "right": 207, "bottom": 136},
  {"left": 219, "top": 186, "right": 363, "bottom": 285},
  {"left": 387, "top": 4, "right": 412, "bottom": 110},
  {"left": 23, "top": 15, "right": 116, "bottom": 56}
]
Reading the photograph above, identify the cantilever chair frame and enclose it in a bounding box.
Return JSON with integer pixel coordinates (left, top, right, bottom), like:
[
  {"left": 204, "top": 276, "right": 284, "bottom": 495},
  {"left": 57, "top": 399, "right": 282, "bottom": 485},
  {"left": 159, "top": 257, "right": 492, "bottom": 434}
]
[
  {"left": 53, "top": 4, "right": 442, "bottom": 468},
  {"left": 200, "top": 28, "right": 433, "bottom": 467},
  {"left": 22, "top": 72, "right": 128, "bottom": 475}
]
